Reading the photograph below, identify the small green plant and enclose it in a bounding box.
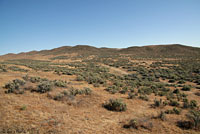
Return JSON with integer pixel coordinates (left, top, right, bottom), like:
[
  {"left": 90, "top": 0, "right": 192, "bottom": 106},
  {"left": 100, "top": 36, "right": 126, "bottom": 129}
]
[
  {"left": 103, "top": 98, "right": 127, "bottom": 112},
  {"left": 20, "top": 105, "right": 27, "bottom": 111},
  {"left": 190, "top": 100, "right": 198, "bottom": 109},
  {"left": 154, "top": 99, "right": 163, "bottom": 107},
  {"left": 183, "top": 99, "right": 190, "bottom": 109}
]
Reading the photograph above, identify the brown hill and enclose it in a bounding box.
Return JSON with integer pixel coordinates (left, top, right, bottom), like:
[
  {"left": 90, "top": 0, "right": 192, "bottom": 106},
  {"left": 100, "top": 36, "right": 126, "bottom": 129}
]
[
  {"left": 0, "top": 44, "right": 200, "bottom": 59},
  {"left": 119, "top": 44, "right": 200, "bottom": 58}
]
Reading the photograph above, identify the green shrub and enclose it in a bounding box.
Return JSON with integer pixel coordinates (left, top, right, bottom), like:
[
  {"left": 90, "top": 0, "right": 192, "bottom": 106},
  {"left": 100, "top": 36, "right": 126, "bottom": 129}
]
[
  {"left": 4, "top": 79, "right": 25, "bottom": 94},
  {"left": 183, "top": 99, "right": 198, "bottom": 109},
  {"left": 177, "top": 121, "right": 193, "bottom": 130},
  {"left": 8, "top": 66, "right": 28, "bottom": 72},
  {"left": 169, "top": 100, "right": 180, "bottom": 107},
  {"left": 13, "top": 79, "right": 26, "bottom": 86},
  {"left": 190, "top": 100, "right": 198, "bottom": 109},
  {"left": 119, "top": 87, "right": 128, "bottom": 94},
  {"left": 105, "top": 85, "right": 120, "bottom": 94},
  {"left": 53, "top": 80, "right": 67, "bottom": 87},
  {"left": 186, "top": 110, "right": 200, "bottom": 130},
  {"left": 69, "top": 88, "right": 79, "bottom": 96},
  {"left": 76, "top": 75, "right": 84, "bottom": 81},
  {"left": 139, "top": 95, "right": 149, "bottom": 101},
  {"left": 128, "top": 92, "right": 135, "bottom": 99},
  {"left": 103, "top": 99, "right": 127, "bottom": 112},
  {"left": 165, "top": 108, "right": 181, "bottom": 115},
  {"left": 36, "top": 82, "right": 53, "bottom": 93},
  {"left": 169, "top": 79, "right": 175, "bottom": 83},
  {"left": 183, "top": 99, "right": 190, "bottom": 109},
  {"left": 83, "top": 87, "right": 92, "bottom": 95},
  {"left": 181, "top": 85, "right": 191, "bottom": 91},
  {"left": 154, "top": 99, "right": 162, "bottom": 107},
  {"left": 30, "top": 76, "right": 41, "bottom": 83},
  {"left": 173, "top": 89, "right": 180, "bottom": 94},
  {"left": 138, "top": 87, "right": 153, "bottom": 95},
  {"left": 178, "top": 80, "right": 185, "bottom": 84}
]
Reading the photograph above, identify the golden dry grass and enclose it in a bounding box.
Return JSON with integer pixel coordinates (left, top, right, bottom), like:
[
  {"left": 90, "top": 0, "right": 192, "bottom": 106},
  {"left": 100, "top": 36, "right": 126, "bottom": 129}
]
[{"left": 0, "top": 56, "right": 199, "bottom": 134}]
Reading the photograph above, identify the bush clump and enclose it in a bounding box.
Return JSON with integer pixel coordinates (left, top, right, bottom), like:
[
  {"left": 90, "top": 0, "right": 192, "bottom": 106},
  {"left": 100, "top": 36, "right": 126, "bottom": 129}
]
[
  {"left": 4, "top": 79, "right": 26, "bottom": 94},
  {"left": 178, "top": 110, "right": 200, "bottom": 130},
  {"left": 30, "top": 76, "right": 42, "bottom": 83},
  {"left": 169, "top": 100, "right": 180, "bottom": 107},
  {"left": 36, "top": 82, "right": 53, "bottom": 93},
  {"left": 165, "top": 108, "right": 181, "bottom": 115},
  {"left": 83, "top": 87, "right": 92, "bottom": 95},
  {"left": 103, "top": 98, "right": 127, "bottom": 112},
  {"left": 128, "top": 92, "right": 135, "bottom": 99},
  {"left": 183, "top": 99, "right": 198, "bottom": 109},
  {"left": 153, "top": 99, "right": 167, "bottom": 107},
  {"left": 139, "top": 95, "right": 149, "bottom": 101},
  {"left": 105, "top": 85, "right": 120, "bottom": 94},
  {"left": 53, "top": 80, "right": 67, "bottom": 87},
  {"left": 181, "top": 85, "right": 191, "bottom": 91},
  {"left": 186, "top": 110, "right": 200, "bottom": 130}
]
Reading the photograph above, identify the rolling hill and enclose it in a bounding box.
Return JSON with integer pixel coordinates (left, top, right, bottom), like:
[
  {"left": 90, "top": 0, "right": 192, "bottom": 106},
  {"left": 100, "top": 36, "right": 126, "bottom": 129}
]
[{"left": 1, "top": 44, "right": 200, "bottom": 60}]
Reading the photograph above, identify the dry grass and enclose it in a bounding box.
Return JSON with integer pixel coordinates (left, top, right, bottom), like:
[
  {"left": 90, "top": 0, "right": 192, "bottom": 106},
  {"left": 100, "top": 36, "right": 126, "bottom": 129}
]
[{"left": 0, "top": 51, "right": 200, "bottom": 134}]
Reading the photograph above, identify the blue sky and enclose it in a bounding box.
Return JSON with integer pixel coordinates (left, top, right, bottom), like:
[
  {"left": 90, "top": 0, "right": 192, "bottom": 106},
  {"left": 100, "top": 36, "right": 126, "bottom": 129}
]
[{"left": 0, "top": 0, "right": 200, "bottom": 55}]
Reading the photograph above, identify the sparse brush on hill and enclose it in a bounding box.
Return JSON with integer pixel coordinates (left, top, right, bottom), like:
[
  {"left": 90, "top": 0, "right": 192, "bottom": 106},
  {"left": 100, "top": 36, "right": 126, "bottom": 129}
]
[
  {"left": 51, "top": 87, "right": 92, "bottom": 101},
  {"left": 103, "top": 98, "right": 127, "bottom": 112},
  {"left": 8, "top": 66, "right": 28, "bottom": 72},
  {"left": 0, "top": 44, "right": 200, "bottom": 133}
]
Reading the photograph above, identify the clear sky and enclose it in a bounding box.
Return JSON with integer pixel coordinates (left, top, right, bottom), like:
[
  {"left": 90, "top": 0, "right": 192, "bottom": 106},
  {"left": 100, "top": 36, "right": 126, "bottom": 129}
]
[{"left": 0, "top": 0, "right": 200, "bottom": 55}]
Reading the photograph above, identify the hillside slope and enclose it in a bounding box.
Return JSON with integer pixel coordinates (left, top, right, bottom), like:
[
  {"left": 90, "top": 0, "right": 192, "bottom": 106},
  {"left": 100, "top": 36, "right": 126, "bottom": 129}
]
[{"left": 0, "top": 44, "right": 200, "bottom": 60}]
